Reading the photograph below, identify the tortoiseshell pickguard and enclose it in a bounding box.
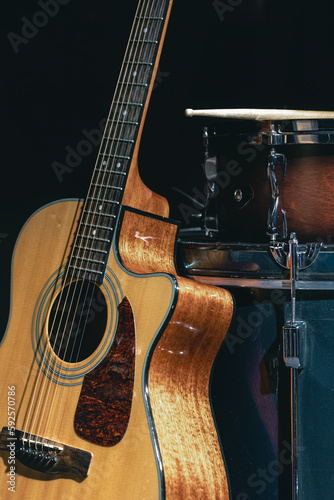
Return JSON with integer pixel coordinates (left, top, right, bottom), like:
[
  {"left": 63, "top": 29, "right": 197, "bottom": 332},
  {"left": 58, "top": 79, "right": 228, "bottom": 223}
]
[{"left": 74, "top": 296, "right": 135, "bottom": 446}]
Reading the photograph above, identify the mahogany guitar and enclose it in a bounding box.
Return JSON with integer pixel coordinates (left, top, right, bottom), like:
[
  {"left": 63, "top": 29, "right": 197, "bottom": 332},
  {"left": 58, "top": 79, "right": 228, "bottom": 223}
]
[{"left": 0, "top": 1, "right": 233, "bottom": 498}]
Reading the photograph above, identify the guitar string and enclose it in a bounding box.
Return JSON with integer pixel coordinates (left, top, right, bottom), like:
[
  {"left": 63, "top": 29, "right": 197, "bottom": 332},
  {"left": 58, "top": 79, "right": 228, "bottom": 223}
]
[
  {"left": 35, "top": 0, "right": 151, "bottom": 446},
  {"left": 47, "top": 0, "right": 155, "bottom": 443},
  {"left": 23, "top": 0, "right": 159, "bottom": 450},
  {"left": 21, "top": 256, "right": 84, "bottom": 446},
  {"left": 51, "top": 0, "right": 167, "bottom": 445},
  {"left": 21, "top": 0, "right": 167, "bottom": 451},
  {"left": 19, "top": 0, "right": 148, "bottom": 445},
  {"left": 34, "top": 280, "right": 95, "bottom": 446},
  {"left": 22, "top": 260, "right": 95, "bottom": 446}
]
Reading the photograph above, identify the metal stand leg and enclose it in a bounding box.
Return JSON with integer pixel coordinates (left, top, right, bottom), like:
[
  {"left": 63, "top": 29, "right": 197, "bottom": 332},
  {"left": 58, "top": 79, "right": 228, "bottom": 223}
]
[
  {"left": 269, "top": 233, "right": 321, "bottom": 500},
  {"left": 286, "top": 233, "right": 300, "bottom": 500}
]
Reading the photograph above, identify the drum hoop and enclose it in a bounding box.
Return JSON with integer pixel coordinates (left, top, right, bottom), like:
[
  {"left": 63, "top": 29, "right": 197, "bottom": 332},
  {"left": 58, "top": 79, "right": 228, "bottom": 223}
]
[{"left": 178, "top": 241, "right": 334, "bottom": 290}]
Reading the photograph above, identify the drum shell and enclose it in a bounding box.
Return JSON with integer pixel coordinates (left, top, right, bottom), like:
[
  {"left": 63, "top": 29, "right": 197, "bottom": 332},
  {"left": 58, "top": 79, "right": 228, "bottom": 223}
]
[{"left": 208, "top": 124, "right": 334, "bottom": 244}]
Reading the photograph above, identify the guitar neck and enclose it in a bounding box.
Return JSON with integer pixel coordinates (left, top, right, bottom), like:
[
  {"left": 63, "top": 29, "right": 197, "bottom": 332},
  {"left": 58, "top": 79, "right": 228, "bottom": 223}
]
[{"left": 69, "top": 0, "right": 173, "bottom": 283}]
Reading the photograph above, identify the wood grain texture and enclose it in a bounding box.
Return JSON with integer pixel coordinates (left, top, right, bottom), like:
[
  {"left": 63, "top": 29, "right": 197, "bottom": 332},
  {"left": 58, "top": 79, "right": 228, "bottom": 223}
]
[
  {"left": 0, "top": 1, "right": 234, "bottom": 497},
  {"left": 118, "top": 207, "right": 178, "bottom": 275},
  {"left": 0, "top": 201, "right": 234, "bottom": 500},
  {"left": 280, "top": 155, "right": 334, "bottom": 241},
  {"left": 214, "top": 147, "right": 334, "bottom": 243},
  {"left": 148, "top": 277, "right": 233, "bottom": 500},
  {"left": 0, "top": 200, "right": 175, "bottom": 500},
  {"left": 118, "top": 208, "right": 234, "bottom": 499},
  {"left": 74, "top": 296, "right": 135, "bottom": 447}
]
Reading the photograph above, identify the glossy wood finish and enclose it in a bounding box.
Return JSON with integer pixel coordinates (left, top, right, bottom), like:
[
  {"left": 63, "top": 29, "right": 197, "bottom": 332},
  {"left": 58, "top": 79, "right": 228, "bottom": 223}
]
[
  {"left": 212, "top": 141, "right": 334, "bottom": 243},
  {"left": 0, "top": 200, "right": 175, "bottom": 499},
  {"left": 118, "top": 207, "right": 178, "bottom": 275},
  {"left": 280, "top": 155, "right": 334, "bottom": 242},
  {"left": 74, "top": 297, "right": 135, "bottom": 446},
  {"left": 185, "top": 108, "right": 334, "bottom": 121},
  {"left": 118, "top": 208, "right": 234, "bottom": 499},
  {"left": 0, "top": 197, "right": 234, "bottom": 499},
  {"left": 149, "top": 278, "right": 233, "bottom": 500},
  {"left": 0, "top": 1, "right": 235, "bottom": 496}
]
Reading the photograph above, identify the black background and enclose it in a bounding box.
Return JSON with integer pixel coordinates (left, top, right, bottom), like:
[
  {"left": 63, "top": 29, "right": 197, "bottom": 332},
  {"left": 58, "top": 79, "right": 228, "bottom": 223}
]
[
  {"left": 2, "top": 0, "right": 334, "bottom": 296},
  {"left": 2, "top": 0, "right": 334, "bottom": 247},
  {"left": 1, "top": 1, "right": 334, "bottom": 497}
]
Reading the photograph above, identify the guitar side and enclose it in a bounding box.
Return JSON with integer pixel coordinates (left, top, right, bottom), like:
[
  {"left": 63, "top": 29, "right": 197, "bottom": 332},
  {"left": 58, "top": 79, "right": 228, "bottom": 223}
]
[{"left": 119, "top": 208, "right": 234, "bottom": 499}]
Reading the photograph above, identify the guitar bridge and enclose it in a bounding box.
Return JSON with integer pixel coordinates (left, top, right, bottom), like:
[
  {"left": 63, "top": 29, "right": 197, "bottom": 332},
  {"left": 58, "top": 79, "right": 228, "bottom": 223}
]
[{"left": 0, "top": 427, "right": 92, "bottom": 478}]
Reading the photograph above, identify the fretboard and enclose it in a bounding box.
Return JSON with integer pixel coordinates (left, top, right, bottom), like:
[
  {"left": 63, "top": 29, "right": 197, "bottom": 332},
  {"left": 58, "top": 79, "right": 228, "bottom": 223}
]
[{"left": 68, "top": 0, "right": 171, "bottom": 283}]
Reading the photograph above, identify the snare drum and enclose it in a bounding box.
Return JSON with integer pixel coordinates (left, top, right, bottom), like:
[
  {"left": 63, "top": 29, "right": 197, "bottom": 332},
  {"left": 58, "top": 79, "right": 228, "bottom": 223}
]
[
  {"left": 180, "top": 109, "right": 334, "bottom": 500},
  {"left": 203, "top": 117, "right": 334, "bottom": 244}
]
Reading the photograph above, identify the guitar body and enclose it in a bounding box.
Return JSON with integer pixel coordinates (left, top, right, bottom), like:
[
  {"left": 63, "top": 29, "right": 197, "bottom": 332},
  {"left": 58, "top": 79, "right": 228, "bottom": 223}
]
[
  {"left": 1, "top": 1, "right": 234, "bottom": 497},
  {"left": 0, "top": 196, "right": 233, "bottom": 499}
]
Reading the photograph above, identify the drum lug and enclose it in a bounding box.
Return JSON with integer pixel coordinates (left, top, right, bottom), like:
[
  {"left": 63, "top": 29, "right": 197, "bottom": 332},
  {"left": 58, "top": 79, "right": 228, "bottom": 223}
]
[
  {"left": 283, "top": 321, "right": 306, "bottom": 369},
  {"left": 266, "top": 148, "right": 288, "bottom": 240}
]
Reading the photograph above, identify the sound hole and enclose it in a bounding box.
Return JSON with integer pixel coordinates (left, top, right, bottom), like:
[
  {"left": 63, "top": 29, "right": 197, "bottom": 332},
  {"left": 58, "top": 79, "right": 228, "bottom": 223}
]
[{"left": 48, "top": 280, "right": 108, "bottom": 362}]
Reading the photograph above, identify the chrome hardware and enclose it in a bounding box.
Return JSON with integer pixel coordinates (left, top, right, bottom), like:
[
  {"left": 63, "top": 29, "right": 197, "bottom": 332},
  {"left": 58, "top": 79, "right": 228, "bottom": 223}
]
[
  {"left": 283, "top": 322, "right": 306, "bottom": 369},
  {"left": 269, "top": 235, "right": 322, "bottom": 272},
  {"left": 266, "top": 148, "right": 288, "bottom": 240},
  {"left": 234, "top": 189, "right": 243, "bottom": 202},
  {"left": 271, "top": 232, "right": 322, "bottom": 500},
  {"left": 197, "top": 126, "right": 219, "bottom": 236}
]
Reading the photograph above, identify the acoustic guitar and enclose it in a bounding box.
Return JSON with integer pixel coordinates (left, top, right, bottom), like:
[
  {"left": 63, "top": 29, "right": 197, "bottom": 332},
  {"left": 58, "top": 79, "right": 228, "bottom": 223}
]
[{"left": 0, "top": 1, "right": 233, "bottom": 498}]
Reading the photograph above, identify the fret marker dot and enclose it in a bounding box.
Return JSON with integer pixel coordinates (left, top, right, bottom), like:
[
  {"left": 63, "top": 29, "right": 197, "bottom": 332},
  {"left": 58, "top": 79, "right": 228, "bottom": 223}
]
[
  {"left": 92, "top": 230, "right": 96, "bottom": 235},
  {"left": 99, "top": 205, "right": 102, "bottom": 210},
  {"left": 116, "top": 162, "right": 121, "bottom": 168},
  {"left": 133, "top": 71, "right": 137, "bottom": 77},
  {"left": 143, "top": 27, "right": 148, "bottom": 33},
  {"left": 122, "top": 110, "right": 127, "bottom": 116},
  {"left": 102, "top": 160, "right": 107, "bottom": 166}
]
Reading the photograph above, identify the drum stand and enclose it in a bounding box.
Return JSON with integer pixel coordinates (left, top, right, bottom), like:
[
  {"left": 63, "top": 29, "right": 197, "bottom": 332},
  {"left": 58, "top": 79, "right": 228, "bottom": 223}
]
[{"left": 270, "top": 234, "right": 322, "bottom": 500}]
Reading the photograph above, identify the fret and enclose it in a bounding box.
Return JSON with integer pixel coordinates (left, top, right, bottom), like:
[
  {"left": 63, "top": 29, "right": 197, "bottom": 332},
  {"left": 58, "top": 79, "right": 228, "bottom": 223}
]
[
  {"left": 74, "top": 255, "right": 106, "bottom": 266},
  {"left": 91, "top": 183, "right": 123, "bottom": 191},
  {"left": 95, "top": 168, "right": 127, "bottom": 176},
  {"left": 102, "top": 128, "right": 137, "bottom": 148},
  {"left": 75, "top": 245, "right": 108, "bottom": 254},
  {"left": 69, "top": 264, "right": 103, "bottom": 276},
  {"left": 116, "top": 137, "right": 135, "bottom": 144},
  {"left": 130, "top": 39, "right": 158, "bottom": 44},
  {"left": 99, "top": 142, "right": 132, "bottom": 160},
  {"left": 119, "top": 81, "right": 148, "bottom": 88},
  {"left": 80, "top": 215, "right": 116, "bottom": 233},
  {"left": 77, "top": 234, "right": 111, "bottom": 243},
  {"left": 108, "top": 118, "right": 138, "bottom": 126},
  {"left": 124, "top": 61, "right": 153, "bottom": 66},
  {"left": 113, "top": 101, "right": 143, "bottom": 107},
  {"left": 87, "top": 196, "right": 120, "bottom": 205},
  {"left": 83, "top": 209, "right": 117, "bottom": 218},
  {"left": 82, "top": 222, "right": 115, "bottom": 231},
  {"left": 99, "top": 153, "right": 130, "bottom": 160},
  {"left": 104, "top": 117, "right": 138, "bottom": 132},
  {"left": 136, "top": 16, "right": 163, "bottom": 21},
  {"left": 99, "top": 146, "right": 132, "bottom": 162},
  {"left": 102, "top": 136, "right": 135, "bottom": 144}
]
